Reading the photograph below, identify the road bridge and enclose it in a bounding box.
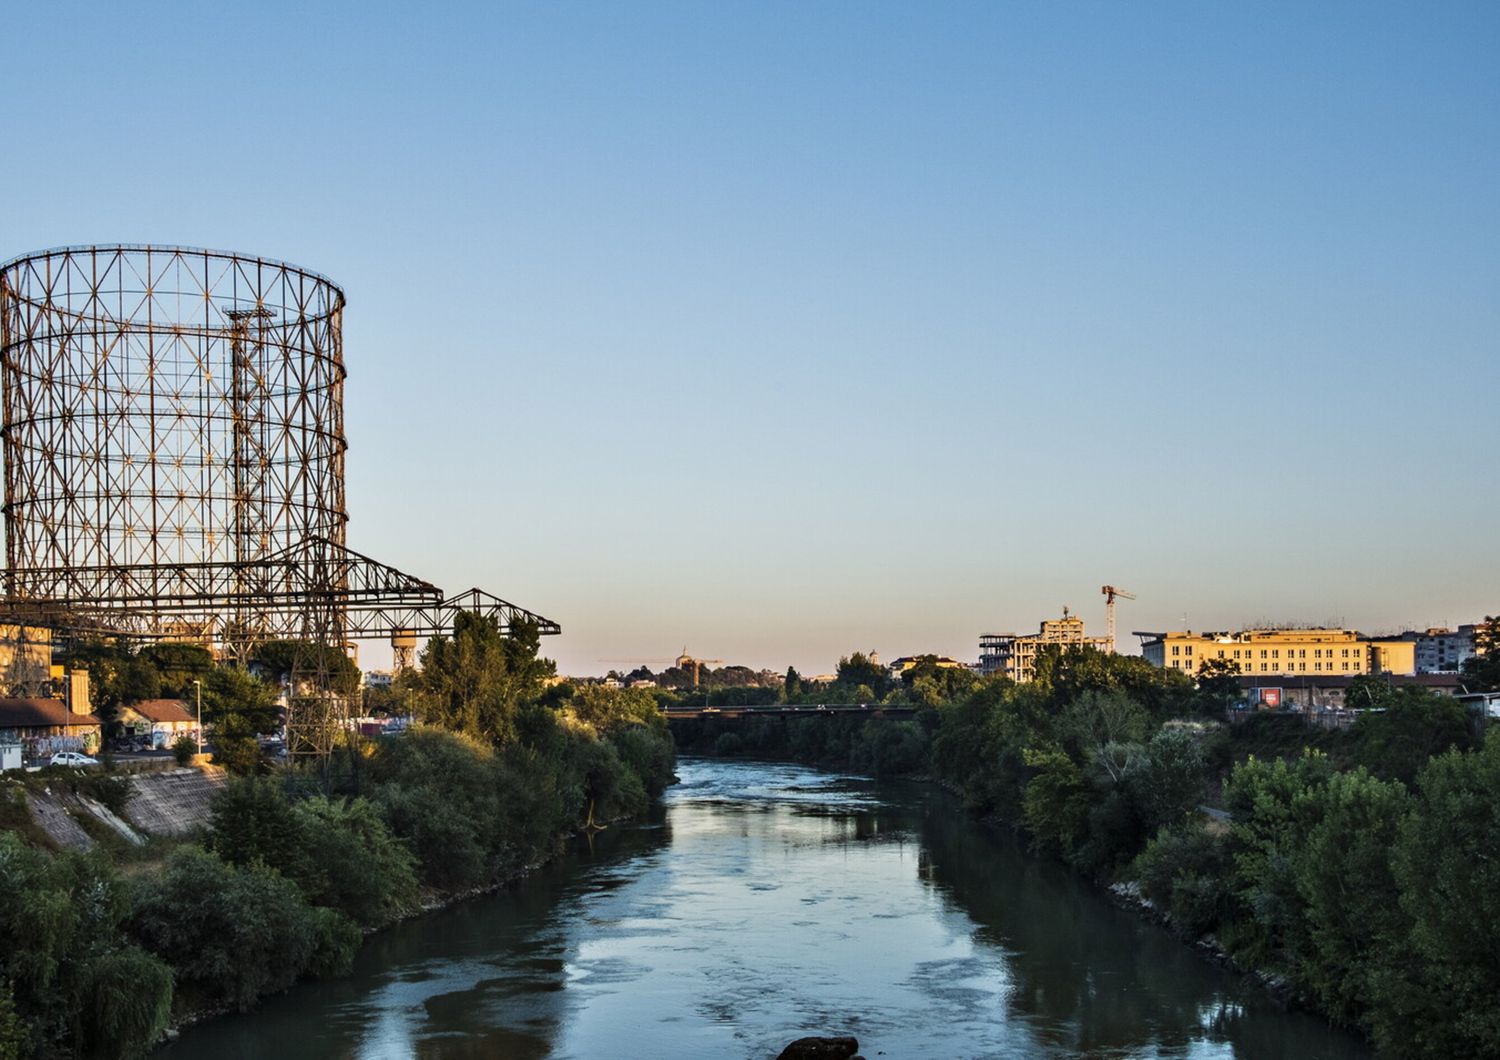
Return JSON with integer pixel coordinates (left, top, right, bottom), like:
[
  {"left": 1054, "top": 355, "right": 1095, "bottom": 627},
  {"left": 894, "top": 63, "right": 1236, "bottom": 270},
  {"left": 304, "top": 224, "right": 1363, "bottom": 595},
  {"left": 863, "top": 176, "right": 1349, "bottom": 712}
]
[{"left": 661, "top": 703, "right": 915, "bottom": 721}]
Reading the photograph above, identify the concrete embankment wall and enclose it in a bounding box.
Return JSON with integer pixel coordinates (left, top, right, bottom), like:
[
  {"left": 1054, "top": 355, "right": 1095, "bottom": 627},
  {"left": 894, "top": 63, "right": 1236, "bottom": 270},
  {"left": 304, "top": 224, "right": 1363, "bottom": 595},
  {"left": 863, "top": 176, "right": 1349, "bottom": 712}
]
[
  {"left": 20, "top": 766, "right": 227, "bottom": 850},
  {"left": 123, "top": 766, "right": 226, "bottom": 837}
]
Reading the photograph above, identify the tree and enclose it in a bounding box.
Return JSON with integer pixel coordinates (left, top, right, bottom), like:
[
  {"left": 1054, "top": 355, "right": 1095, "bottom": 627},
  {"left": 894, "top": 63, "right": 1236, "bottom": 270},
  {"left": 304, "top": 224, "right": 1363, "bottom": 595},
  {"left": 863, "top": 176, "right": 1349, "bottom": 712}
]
[
  {"left": 1460, "top": 615, "right": 1500, "bottom": 692},
  {"left": 1291, "top": 768, "right": 1411, "bottom": 1029},
  {"left": 251, "top": 639, "right": 360, "bottom": 693},
  {"left": 835, "top": 652, "right": 890, "bottom": 697},
  {"left": 1126, "top": 727, "right": 1207, "bottom": 831},
  {"left": 1022, "top": 745, "right": 1090, "bottom": 853},
  {"left": 783, "top": 666, "right": 802, "bottom": 701},
  {"left": 1195, "top": 657, "right": 1242, "bottom": 712},
  {"left": 53, "top": 640, "right": 159, "bottom": 741},
  {"left": 1345, "top": 673, "right": 1395, "bottom": 710},
  {"left": 1353, "top": 689, "right": 1474, "bottom": 786},
  {"left": 901, "top": 657, "right": 981, "bottom": 707},
  {"left": 199, "top": 666, "right": 280, "bottom": 732},
  {"left": 137, "top": 642, "right": 214, "bottom": 697},
  {"left": 1057, "top": 690, "right": 1150, "bottom": 779},
  {"left": 413, "top": 613, "right": 556, "bottom": 747},
  {"left": 564, "top": 684, "right": 662, "bottom": 737},
  {"left": 1033, "top": 645, "right": 1195, "bottom": 718},
  {"left": 1222, "top": 751, "right": 1335, "bottom": 973},
  {"left": 1385, "top": 732, "right": 1500, "bottom": 1058}
]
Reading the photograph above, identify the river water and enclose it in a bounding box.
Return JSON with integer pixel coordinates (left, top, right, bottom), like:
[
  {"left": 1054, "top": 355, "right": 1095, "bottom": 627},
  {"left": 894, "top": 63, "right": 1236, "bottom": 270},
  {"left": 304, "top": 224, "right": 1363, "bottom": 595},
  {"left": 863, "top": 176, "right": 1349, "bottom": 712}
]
[{"left": 166, "top": 758, "right": 1370, "bottom": 1059}]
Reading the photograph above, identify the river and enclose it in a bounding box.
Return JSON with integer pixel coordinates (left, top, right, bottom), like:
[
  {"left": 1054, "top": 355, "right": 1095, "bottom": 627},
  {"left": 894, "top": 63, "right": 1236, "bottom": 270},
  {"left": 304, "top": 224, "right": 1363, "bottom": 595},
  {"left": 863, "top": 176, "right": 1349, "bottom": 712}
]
[{"left": 165, "top": 758, "right": 1371, "bottom": 1059}]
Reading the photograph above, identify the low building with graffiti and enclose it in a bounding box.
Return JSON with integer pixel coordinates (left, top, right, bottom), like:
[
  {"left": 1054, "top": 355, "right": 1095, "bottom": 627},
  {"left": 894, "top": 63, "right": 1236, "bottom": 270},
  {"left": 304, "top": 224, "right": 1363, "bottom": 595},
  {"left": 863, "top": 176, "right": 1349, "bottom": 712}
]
[
  {"left": 117, "top": 699, "right": 199, "bottom": 749},
  {"left": 0, "top": 698, "right": 102, "bottom": 760}
]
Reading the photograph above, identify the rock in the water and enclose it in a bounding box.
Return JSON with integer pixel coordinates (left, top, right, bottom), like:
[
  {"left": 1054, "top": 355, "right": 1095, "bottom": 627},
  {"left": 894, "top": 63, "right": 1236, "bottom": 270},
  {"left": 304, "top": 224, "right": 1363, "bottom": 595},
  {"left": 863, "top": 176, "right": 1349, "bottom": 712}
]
[{"left": 776, "top": 1036, "right": 860, "bottom": 1060}]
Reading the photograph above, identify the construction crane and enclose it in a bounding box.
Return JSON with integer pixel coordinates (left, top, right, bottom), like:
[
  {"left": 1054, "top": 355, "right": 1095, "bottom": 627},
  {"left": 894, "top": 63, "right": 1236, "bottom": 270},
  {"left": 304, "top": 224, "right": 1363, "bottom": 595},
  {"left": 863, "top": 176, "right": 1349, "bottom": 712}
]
[
  {"left": 1101, "top": 585, "right": 1136, "bottom": 654},
  {"left": 675, "top": 649, "right": 724, "bottom": 688}
]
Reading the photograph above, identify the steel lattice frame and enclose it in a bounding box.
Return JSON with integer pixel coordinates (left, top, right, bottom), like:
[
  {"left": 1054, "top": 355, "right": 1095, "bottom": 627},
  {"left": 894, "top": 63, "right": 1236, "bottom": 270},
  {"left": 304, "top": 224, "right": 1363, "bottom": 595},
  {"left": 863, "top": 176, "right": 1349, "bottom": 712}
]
[{"left": 0, "top": 245, "right": 557, "bottom": 752}]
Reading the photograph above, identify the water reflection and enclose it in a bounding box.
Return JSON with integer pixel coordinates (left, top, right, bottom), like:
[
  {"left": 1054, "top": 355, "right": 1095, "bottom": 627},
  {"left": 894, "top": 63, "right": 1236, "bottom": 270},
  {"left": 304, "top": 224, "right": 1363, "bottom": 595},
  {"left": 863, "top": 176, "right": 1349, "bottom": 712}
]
[{"left": 166, "top": 759, "right": 1368, "bottom": 1059}]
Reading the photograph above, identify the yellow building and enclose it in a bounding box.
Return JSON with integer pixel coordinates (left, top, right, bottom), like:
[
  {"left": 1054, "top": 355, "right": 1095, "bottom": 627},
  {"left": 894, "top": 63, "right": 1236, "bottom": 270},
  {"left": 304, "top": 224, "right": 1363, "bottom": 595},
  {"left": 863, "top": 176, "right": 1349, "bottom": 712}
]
[
  {"left": 980, "top": 610, "right": 1110, "bottom": 684},
  {"left": 888, "top": 655, "right": 968, "bottom": 677},
  {"left": 1138, "top": 628, "right": 1416, "bottom": 678},
  {"left": 1369, "top": 638, "right": 1417, "bottom": 676}
]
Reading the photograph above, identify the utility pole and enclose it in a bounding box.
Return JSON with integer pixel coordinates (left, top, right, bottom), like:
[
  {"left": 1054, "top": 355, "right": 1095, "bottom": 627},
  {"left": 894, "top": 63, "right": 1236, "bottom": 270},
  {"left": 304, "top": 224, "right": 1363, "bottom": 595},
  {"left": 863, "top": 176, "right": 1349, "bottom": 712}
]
[{"left": 193, "top": 679, "right": 203, "bottom": 756}]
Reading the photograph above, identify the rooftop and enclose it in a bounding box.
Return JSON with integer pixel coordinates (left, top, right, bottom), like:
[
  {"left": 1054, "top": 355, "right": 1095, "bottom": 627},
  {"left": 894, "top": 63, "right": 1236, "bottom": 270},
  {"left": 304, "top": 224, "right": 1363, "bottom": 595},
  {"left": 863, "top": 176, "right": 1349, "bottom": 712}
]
[{"left": 0, "top": 698, "right": 101, "bottom": 729}]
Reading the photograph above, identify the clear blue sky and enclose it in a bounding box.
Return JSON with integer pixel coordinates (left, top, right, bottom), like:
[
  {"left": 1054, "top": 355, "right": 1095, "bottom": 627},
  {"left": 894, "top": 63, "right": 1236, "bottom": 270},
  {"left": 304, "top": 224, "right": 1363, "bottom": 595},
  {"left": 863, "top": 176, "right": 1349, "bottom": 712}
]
[{"left": 5, "top": 2, "right": 1497, "bottom": 675}]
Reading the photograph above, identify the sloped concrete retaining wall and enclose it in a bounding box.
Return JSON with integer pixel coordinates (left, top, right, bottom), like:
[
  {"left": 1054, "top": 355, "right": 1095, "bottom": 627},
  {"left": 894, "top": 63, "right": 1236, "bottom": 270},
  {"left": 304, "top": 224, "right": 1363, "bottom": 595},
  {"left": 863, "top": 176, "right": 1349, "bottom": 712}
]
[{"left": 123, "top": 766, "right": 227, "bottom": 837}]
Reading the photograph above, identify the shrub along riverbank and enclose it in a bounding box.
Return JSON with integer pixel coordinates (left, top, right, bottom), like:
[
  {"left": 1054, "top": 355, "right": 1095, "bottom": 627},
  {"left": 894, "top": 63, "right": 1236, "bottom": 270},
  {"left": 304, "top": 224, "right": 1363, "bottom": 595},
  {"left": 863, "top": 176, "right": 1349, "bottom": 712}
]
[
  {"left": 0, "top": 614, "right": 674, "bottom": 1059},
  {"left": 673, "top": 643, "right": 1499, "bottom": 1058}
]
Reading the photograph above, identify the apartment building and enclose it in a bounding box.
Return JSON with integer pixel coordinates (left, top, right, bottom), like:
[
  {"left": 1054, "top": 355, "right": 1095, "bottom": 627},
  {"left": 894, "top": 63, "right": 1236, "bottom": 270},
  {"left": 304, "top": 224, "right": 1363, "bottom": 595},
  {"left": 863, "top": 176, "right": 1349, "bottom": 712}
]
[{"left": 1403, "top": 625, "right": 1481, "bottom": 673}]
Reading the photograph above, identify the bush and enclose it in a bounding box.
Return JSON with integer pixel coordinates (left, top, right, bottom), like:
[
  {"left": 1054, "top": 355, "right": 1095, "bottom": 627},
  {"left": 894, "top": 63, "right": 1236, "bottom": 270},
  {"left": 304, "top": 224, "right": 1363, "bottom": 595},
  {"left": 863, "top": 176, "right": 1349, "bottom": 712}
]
[
  {"left": 75, "top": 774, "right": 132, "bottom": 818},
  {"left": 208, "top": 777, "right": 309, "bottom": 880},
  {"left": 172, "top": 734, "right": 195, "bottom": 766},
  {"left": 73, "top": 946, "right": 174, "bottom": 1059},
  {"left": 374, "top": 781, "right": 489, "bottom": 891},
  {"left": 713, "top": 732, "right": 743, "bottom": 756},
  {"left": 130, "top": 846, "right": 359, "bottom": 1010},
  {"left": 292, "top": 796, "right": 420, "bottom": 927},
  {"left": 0, "top": 980, "right": 25, "bottom": 1060},
  {"left": 209, "top": 778, "right": 421, "bottom": 928},
  {"left": 1133, "top": 820, "right": 1230, "bottom": 938},
  {"left": 0, "top": 834, "right": 173, "bottom": 1058},
  {"left": 366, "top": 729, "right": 502, "bottom": 890},
  {"left": 613, "top": 725, "right": 676, "bottom": 797}
]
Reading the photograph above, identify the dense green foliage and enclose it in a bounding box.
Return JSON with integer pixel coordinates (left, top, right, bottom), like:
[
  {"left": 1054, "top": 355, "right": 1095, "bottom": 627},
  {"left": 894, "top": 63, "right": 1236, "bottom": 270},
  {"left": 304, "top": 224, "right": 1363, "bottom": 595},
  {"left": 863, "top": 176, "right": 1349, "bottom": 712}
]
[
  {"left": 0, "top": 610, "right": 674, "bottom": 1057},
  {"left": 207, "top": 778, "right": 421, "bottom": 928},
  {"left": 129, "top": 846, "right": 361, "bottom": 1011},
  {"left": 0, "top": 833, "right": 173, "bottom": 1058},
  {"left": 1135, "top": 737, "right": 1500, "bottom": 1058}
]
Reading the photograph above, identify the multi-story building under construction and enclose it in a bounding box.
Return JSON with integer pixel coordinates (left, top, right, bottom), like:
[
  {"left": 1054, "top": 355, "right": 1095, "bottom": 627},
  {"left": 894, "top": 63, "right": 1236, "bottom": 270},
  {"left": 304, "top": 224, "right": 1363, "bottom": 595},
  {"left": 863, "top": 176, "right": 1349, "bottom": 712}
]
[{"left": 979, "top": 609, "right": 1110, "bottom": 683}]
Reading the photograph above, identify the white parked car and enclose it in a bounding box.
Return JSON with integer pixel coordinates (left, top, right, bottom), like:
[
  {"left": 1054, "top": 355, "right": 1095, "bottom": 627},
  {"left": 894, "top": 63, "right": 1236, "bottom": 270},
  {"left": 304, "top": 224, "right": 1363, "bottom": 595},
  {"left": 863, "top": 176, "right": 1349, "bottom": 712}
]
[{"left": 49, "top": 751, "right": 100, "bottom": 768}]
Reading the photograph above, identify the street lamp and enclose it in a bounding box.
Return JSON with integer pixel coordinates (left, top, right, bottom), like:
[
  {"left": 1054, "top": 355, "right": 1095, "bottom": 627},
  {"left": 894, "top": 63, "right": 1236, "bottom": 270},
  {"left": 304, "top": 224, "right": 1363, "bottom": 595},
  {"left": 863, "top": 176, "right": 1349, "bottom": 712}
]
[{"left": 192, "top": 679, "right": 203, "bottom": 755}]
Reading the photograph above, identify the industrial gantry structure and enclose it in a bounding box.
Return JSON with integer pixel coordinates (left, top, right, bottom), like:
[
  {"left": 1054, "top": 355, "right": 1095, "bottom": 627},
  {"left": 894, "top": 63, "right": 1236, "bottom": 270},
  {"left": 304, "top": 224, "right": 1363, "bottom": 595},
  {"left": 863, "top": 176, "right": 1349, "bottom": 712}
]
[{"left": 0, "top": 244, "right": 558, "bottom": 753}]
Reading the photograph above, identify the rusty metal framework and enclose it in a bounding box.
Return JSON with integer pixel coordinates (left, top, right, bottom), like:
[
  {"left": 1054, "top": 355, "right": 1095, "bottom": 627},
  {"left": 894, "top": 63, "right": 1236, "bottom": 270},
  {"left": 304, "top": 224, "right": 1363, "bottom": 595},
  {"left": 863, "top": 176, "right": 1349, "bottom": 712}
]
[{"left": 0, "top": 245, "right": 557, "bottom": 752}]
